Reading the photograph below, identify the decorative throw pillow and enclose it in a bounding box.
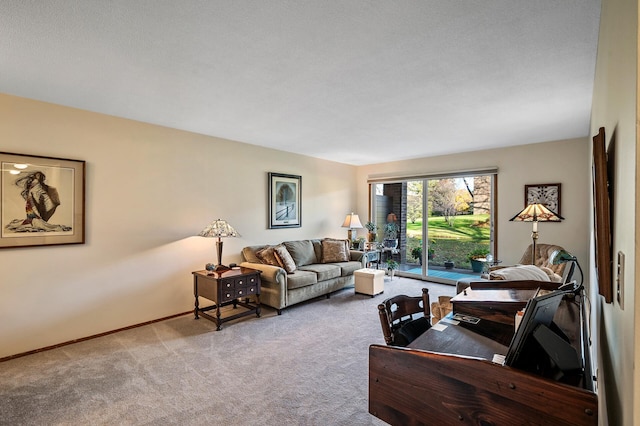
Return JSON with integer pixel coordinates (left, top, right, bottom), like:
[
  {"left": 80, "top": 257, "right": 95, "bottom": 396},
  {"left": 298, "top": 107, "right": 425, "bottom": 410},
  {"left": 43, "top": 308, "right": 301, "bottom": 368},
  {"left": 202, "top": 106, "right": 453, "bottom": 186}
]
[
  {"left": 242, "top": 246, "right": 266, "bottom": 264},
  {"left": 321, "top": 238, "right": 349, "bottom": 263},
  {"left": 255, "top": 246, "right": 280, "bottom": 266},
  {"left": 274, "top": 244, "right": 297, "bottom": 273},
  {"left": 283, "top": 240, "right": 317, "bottom": 266}
]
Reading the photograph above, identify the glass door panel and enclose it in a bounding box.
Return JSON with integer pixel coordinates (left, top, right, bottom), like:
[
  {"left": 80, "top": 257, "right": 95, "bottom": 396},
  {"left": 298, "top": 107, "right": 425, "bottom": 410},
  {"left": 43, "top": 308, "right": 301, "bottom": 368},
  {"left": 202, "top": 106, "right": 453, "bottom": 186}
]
[{"left": 371, "top": 174, "right": 495, "bottom": 284}]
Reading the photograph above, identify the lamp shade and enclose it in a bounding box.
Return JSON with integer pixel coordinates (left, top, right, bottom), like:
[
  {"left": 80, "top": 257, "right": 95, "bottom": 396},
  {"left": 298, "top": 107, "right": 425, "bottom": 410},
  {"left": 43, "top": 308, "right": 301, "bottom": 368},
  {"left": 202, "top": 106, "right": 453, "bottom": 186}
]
[
  {"left": 342, "top": 213, "right": 363, "bottom": 229},
  {"left": 510, "top": 204, "right": 563, "bottom": 265},
  {"left": 550, "top": 249, "right": 576, "bottom": 265},
  {"left": 198, "top": 219, "right": 240, "bottom": 238},
  {"left": 509, "top": 203, "right": 564, "bottom": 222},
  {"left": 550, "top": 249, "right": 583, "bottom": 289}
]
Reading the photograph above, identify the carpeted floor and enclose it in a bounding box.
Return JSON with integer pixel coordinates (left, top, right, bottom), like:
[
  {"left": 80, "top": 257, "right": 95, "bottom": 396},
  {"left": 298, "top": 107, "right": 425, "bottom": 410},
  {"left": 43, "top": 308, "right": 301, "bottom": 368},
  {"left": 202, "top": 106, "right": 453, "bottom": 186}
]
[{"left": 0, "top": 277, "right": 455, "bottom": 425}]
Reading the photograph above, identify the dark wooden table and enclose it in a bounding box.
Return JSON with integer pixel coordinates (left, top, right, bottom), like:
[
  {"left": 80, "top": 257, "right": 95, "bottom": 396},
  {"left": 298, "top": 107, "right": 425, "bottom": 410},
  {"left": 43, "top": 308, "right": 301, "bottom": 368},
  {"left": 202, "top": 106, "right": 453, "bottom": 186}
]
[
  {"left": 451, "top": 286, "right": 537, "bottom": 325},
  {"left": 409, "top": 313, "right": 510, "bottom": 358},
  {"left": 192, "top": 267, "right": 261, "bottom": 330},
  {"left": 369, "top": 289, "right": 598, "bottom": 426}
]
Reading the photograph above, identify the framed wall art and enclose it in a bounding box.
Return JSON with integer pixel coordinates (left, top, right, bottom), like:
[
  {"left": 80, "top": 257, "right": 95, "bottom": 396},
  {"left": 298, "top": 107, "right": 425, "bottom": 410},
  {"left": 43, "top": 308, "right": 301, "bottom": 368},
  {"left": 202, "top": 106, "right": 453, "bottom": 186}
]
[
  {"left": 592, "top": 127, "right": 613, "bottom": 303},
  {"left": 0, "top": 152, "right": 85, "bottom": 248},
  {"left": 524, "top": 183, "right": 561, "bottom": 215},
  {"left": 268, "top": 172, "right": 301, "bottom": 229}
]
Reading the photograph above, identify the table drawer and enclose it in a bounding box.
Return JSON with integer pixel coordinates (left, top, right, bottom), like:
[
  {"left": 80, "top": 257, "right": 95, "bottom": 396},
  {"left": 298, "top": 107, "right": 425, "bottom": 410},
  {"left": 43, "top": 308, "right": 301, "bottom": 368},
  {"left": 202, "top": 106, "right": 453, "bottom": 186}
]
[
  {"left": 219, "top": 275, "right": 259, "bottom": 301},
  {"left": 240, "top": 284, "right": 259, "bottom": 297}
]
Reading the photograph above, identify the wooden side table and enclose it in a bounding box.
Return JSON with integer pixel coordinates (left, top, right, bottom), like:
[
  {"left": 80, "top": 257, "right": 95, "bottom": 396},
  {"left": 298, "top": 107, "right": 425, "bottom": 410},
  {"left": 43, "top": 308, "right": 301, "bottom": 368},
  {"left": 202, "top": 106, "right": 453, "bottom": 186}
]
[{"left": 192, "top": 267, "right": 261, "bottom": 330}]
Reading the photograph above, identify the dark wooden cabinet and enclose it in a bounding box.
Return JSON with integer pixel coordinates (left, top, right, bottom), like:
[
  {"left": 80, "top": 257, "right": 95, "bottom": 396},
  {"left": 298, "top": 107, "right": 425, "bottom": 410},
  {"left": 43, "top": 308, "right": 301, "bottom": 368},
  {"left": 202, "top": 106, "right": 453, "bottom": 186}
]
[{"left": 192, "top": 267, "right": 261, "bottom": 330}]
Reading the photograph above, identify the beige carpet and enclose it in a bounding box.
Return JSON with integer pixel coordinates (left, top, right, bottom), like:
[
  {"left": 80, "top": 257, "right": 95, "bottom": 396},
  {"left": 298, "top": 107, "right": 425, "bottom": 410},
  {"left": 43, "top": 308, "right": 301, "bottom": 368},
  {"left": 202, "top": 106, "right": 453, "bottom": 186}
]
[{"left": 0, "top": 276, "right": 455, "bottom": 425}]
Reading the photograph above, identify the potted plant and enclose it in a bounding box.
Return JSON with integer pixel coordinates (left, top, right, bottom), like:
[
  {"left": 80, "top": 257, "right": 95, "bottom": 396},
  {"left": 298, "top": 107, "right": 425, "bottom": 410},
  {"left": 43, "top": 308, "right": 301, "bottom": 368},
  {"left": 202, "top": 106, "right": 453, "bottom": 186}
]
[
  {"left": 468, "top": 247, "right": 490, "bottom": 273},
  {"left": 386, "top": 259, "right": 399, "bottom": 279},
  {"left": 410, "top": 246, "right": 423, "bottom": 265},
  {"left": 383, "top": 222, "right": 399, "bottom": 249},
  {"left": 365, "top": 221, "right": 378, "bottom": 242},
  {"left": 352, "top": 237, "right": 366, "bottom": 250}
]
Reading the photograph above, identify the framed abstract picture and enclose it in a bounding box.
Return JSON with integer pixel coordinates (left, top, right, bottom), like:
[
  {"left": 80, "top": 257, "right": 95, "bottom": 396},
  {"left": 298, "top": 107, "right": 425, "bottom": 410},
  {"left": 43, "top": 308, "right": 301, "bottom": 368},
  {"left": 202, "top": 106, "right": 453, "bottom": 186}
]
[
  {"left": 268, "top": 172, "right": 301, "bottom": 229},
  {"left": 0, "top": 152, "right": 85, "bottom": 248},
  {"left": 524, "top": 183, "right": 561, "bottom": 216}
]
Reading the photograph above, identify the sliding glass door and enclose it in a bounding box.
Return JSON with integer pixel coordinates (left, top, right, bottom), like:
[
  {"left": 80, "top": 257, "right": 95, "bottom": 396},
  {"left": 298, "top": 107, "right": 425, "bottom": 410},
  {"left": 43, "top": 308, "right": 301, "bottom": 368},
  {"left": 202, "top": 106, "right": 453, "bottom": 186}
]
[{"left": 370, "top": 172, "right": 495, "bottom": 284}]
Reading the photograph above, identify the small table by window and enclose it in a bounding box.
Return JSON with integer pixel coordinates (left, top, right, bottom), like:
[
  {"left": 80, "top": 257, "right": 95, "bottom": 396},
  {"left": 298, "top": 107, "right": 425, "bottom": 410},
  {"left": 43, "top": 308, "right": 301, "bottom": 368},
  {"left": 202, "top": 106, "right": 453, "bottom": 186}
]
[
  {"left": 363, "top": 250, "right": 381, "bottom": 269},
  {"left": 477, "top": 258, "right": 502, "bottom": 273}
]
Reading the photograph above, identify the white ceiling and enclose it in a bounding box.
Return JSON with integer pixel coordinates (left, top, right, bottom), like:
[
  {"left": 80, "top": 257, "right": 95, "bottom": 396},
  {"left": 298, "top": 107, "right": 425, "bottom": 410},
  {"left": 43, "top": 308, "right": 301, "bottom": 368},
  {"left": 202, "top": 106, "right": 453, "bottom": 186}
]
[{"left": 1, "top": 1, "right": 601, "bottom": 165}]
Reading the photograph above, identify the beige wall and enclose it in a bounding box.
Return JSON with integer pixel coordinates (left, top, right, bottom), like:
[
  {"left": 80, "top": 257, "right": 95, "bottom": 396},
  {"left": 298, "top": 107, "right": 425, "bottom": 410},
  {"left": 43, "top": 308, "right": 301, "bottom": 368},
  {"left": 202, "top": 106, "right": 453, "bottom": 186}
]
[
  {"left": 0, "top": 93, "right": 357, "bottom": 358},
  {"left": 590, "top": 0, "right": 638, "bottom": 424},
  {"left": 355, "top": 139, "right": 591, "bottom": 270},
  {"left": 1, "top": 92, "right": 594, "bottom": 361}
]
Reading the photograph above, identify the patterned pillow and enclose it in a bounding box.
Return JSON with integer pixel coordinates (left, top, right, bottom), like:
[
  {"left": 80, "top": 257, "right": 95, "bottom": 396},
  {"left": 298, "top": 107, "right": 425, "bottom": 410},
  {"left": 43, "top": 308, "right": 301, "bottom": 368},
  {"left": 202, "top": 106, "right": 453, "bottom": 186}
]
[
  {"left": 321, "top": 238, "right": 350, "bottom": 263},
  {"left": 274, "top": 244, "right": 297, "bottom": 273},
  {"left": 255, "top": 246, "right": 280, "bottom": 266}
]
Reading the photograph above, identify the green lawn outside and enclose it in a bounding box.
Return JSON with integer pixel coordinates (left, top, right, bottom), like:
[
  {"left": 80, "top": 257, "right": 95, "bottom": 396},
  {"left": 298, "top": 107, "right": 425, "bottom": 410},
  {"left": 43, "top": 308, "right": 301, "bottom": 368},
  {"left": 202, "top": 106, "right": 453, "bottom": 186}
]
[{"left": 405, "top": 214, "right": 491, "bottom": 269}]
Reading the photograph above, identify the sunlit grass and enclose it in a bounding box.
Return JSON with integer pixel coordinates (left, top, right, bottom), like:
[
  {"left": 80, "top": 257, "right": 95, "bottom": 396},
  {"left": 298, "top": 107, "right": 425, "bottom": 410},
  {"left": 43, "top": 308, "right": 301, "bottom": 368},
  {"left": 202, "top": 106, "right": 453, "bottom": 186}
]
[
  {"left": 406, "top": 214, "right": 490, "bottom": 241},
  {"left": 405, "top": 215, "right": 491, "bottom": 267}
]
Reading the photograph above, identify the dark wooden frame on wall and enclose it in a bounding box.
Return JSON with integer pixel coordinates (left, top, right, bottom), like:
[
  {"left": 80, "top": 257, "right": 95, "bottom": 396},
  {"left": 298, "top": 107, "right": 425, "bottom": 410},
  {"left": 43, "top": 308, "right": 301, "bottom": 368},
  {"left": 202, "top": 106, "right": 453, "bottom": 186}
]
[
  {"left": 268, "top": 172, "right": 302, "bottom": 229},
  {"left": 0, "top": 152, "right": 85, "bottom": 249},
  {"left": 524, "top": 183, "right": 562, "bottom": 216},
  {"left": 592, "top": 127, "right": 613, "bottom": 303}
]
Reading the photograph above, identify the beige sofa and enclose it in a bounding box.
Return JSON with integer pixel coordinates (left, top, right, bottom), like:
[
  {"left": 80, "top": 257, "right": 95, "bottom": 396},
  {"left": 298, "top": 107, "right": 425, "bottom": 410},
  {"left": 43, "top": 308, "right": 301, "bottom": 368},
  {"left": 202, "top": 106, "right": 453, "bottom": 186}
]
[{"left": 240, "top": 238, "right": 366, "bottom": 314}]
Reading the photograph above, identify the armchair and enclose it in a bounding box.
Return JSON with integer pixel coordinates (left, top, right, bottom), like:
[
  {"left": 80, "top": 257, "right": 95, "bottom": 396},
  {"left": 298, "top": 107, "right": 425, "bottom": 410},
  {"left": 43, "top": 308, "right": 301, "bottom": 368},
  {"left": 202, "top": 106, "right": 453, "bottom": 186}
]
[
  {"left": 488, "top": 243, "right": 568, "bottom": 281},
  {"left": 456, "top": 243, "right": 573, "bottom": 294}
]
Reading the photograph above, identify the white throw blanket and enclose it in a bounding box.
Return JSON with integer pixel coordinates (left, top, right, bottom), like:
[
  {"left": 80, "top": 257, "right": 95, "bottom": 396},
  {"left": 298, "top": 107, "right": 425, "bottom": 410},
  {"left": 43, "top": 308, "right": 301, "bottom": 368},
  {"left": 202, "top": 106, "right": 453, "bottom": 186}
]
[{"left": 489, "top": 264, "right": 560, "bottom": 282}]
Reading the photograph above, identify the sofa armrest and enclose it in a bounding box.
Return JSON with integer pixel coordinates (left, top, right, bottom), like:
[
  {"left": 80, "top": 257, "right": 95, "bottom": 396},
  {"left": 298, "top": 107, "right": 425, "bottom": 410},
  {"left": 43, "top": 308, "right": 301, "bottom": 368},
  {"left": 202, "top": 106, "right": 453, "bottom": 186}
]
[
  {"left": 240, "top": 262, "right": 287, "bottom": 285},
  {"left": 350, "top": 250, "right": 365, "bottom": 262}
]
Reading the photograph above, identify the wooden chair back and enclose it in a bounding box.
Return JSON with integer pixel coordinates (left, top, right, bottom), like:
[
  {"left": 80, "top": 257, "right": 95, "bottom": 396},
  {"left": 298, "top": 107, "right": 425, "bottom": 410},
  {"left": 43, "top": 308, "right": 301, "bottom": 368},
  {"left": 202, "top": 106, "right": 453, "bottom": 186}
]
[{"left": 377, "top": 288, "right": 430, "bottom": 345}]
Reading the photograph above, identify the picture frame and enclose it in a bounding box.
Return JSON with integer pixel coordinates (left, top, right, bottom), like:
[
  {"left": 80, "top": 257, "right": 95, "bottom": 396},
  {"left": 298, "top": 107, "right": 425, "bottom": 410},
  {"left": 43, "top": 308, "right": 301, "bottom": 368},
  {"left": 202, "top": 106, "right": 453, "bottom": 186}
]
[
  {"left": 268, "top": 172, "right": 301, "bottom": 229},
  {"left": 0, "top": 152, "right": 85, "bottom": 248},
  {"left": 524, "top": 183, "right": 561, "bottom": 216},
  {"left": 592, "top": 127, "right": 613, "bottom": 303}
]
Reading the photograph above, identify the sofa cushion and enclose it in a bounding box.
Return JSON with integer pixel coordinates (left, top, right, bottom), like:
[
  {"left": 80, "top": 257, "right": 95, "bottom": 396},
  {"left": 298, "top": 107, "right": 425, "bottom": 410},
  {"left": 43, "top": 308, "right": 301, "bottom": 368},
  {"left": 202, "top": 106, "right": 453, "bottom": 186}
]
[
  {"left": 255, "top": 246, "right": 280, "bottom": 266},
  {"left": 298, "top": 264, "right": 341, "bottom": 281},
  {"left": 322, "top": 238, "right": 350, "bottom": 263},
  {"left": 332, "top": 260, "right": 362, "bottom": 277},
  {"left": 274, "top": 244, "right": 297, "bottom": 273},
  {"left": 283, "top": 240, "right": 317, "bottom": 266},
  {"left": 286, "top": 270, "right": 318, "bottom": 290}
]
